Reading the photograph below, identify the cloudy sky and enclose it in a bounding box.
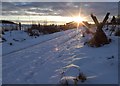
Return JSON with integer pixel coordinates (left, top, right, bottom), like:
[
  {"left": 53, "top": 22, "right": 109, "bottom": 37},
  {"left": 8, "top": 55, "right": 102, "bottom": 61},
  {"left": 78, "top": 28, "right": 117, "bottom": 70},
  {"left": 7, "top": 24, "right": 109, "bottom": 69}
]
[{"left": 1, "top": 2, "right": 118, "bottom": 24}]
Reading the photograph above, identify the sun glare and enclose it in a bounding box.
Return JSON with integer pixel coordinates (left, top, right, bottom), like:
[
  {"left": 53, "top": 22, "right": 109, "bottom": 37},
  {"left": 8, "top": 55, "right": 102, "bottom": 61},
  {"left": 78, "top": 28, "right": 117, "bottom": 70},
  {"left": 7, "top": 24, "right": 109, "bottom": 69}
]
[{"left": 73, "top": 16, "right": 86, "bottom": 23}]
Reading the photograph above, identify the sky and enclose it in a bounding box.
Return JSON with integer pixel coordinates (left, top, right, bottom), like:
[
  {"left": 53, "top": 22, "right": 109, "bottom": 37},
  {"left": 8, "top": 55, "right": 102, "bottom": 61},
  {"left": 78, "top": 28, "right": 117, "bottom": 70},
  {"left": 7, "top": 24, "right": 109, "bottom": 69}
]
[
  {"left": 1, "top": 0, "right": 119, "bottom": 2},
  {"left": 1, "top": 2, "right": 118, "bottom": 25}
]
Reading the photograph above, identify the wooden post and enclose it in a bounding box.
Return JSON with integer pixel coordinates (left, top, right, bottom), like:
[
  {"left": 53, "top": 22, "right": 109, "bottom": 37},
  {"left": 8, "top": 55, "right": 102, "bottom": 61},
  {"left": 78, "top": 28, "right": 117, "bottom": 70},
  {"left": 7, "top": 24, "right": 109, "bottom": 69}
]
[
  {"left": 110, "top": 16, "right": 116, "bottom": 36},
  {"left": 91, "top": 14, "right": 99, "bottom": 26},
  {"left": 88, "top": 12, "right": 110, "bottom": 47},
  {"left": 102, "top": 13, "right": 110, "bottom": 25}
]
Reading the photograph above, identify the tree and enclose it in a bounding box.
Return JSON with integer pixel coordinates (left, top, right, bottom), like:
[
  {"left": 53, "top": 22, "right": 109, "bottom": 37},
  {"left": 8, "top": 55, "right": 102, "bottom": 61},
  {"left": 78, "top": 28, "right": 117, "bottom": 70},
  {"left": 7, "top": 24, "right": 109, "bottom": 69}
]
[{"left": 19, "top": 22, "right": 22, "bottom": 30}]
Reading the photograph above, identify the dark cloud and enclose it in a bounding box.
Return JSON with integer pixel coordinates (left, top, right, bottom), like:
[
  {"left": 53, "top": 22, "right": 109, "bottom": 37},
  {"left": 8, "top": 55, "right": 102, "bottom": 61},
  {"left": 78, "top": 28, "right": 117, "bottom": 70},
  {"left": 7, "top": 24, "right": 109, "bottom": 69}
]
[{"left": 2, "top": 2, "right": 118, "bottom": 21}]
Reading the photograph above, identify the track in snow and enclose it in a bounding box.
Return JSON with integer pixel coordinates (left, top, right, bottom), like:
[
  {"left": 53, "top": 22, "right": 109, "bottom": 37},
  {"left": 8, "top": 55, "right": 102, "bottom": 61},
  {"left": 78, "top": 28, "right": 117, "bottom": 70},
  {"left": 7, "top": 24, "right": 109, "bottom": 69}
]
[
  {"left": 2, "top": 29, "right": 76, "bottom": 56},
  {"left": 3, "top": 29, "right": 82, "bottom": 84}
]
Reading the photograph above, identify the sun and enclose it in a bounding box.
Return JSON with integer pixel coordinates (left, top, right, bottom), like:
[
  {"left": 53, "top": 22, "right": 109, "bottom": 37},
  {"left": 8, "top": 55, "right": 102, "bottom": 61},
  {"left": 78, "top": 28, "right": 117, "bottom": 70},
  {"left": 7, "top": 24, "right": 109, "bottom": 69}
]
[{"left": 73, "top": 16, "right": 86, "bottom": 23}]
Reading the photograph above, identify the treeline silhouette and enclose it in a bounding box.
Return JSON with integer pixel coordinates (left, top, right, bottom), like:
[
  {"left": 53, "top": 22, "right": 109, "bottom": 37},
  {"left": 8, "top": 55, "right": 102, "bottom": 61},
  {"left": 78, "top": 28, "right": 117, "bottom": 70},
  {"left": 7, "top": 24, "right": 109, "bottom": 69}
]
[
  {"left": 27, "top": 22, "right": 78, "bottom": 36},
  {"left": 1, "top": 20, "right": 78, "bottom": 37}
]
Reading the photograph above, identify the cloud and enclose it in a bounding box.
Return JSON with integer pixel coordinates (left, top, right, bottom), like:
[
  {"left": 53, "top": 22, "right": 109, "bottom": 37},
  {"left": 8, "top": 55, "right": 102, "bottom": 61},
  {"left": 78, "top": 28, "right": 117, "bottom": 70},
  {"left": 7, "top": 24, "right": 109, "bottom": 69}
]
[
  {"left": 1, "top": 2, "right": 118, "bottom": 22},
  {"left": 2, "top": 0, "right": 119, "bottom": 2}
]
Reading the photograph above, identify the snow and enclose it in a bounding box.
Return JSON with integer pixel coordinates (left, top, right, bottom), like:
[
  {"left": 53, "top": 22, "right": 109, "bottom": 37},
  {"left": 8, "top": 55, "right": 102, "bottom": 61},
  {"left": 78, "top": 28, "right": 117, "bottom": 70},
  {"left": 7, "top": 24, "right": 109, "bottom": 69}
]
[
  {"left": 2, "top": 26, "right": 118, "bottom": 84},
  {"left": 2, "top": 29, "right": 75, "bottom": 55},
  {"left": 62, "top": 64, "right": 80, "bottom": 71}
]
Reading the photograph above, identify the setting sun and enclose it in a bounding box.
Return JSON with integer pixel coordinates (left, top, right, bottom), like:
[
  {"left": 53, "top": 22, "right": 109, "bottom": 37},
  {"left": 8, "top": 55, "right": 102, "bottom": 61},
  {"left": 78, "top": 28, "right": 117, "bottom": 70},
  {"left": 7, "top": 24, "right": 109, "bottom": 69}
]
[{"left": 73, "top": 16, "right": 86, "bottom": 23}]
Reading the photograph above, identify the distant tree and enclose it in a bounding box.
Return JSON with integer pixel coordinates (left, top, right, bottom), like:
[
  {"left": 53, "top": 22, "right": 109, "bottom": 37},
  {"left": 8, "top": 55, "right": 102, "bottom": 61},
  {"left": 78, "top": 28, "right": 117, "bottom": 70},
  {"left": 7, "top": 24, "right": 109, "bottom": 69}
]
[{"left": 19, "top": 22, "right": 21, "bottom": 30}]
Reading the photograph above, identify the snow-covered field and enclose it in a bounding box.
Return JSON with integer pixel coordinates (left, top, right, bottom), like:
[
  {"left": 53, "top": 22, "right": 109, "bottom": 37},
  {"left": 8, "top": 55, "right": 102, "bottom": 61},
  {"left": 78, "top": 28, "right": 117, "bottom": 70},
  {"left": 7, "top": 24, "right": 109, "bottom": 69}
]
[
  {"left": 2, "top": 30, "right": 76, "bottom": 55},
  {"left": 1, "top": 26, "right": 118, "bottom": 84}
]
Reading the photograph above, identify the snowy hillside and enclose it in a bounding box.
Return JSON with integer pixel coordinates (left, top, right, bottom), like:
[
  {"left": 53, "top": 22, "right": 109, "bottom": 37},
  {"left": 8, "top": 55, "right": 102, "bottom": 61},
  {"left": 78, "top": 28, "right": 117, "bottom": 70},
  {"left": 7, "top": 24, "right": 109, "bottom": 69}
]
[{"left": 2, "top": 27, "right": 118, "bottom": 84}]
